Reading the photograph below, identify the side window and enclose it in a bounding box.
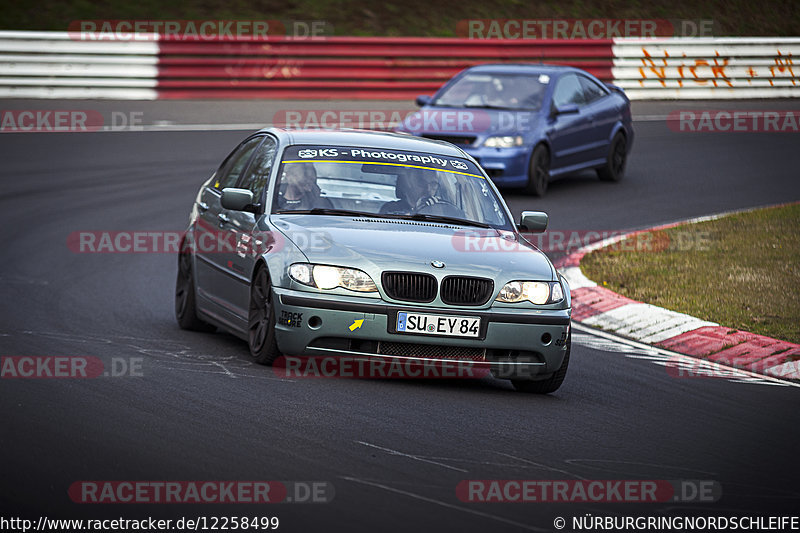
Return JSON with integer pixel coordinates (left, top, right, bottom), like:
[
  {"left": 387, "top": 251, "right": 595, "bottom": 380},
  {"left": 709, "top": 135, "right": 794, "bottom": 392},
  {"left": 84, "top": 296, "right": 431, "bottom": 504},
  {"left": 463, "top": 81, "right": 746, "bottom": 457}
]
[
  {"left": 213, "top": 137, "right": 263, "bottom": 190},
  {"left": 552, "top": 74, "right": 585, "bottom": 108},
  {"left": 238, "top": 137, "right": 278, "bottom": 201},
  {"left": 579, "top": 75, "right": 608, "bottom": 104}
]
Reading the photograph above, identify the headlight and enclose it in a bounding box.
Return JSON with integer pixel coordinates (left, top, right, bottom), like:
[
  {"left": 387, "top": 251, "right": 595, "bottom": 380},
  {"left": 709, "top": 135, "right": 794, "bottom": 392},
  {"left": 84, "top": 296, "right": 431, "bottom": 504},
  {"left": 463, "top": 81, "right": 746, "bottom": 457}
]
[
  {"left": 483, "top": 135, "right": 524, "bottom": 148},
  {"left": 288, "top": 263, "right": 377, "bottom": 292},
  {"left": 495, "top": 281, "right": 564, "bottom": 305}
]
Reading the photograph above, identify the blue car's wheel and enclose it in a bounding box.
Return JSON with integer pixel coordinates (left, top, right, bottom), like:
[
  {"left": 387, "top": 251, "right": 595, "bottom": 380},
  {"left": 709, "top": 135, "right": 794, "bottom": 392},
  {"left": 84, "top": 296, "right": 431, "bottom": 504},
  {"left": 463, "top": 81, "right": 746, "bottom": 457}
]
[
  {"left": 597, "top": 133, "right": 627, "bottom": 182},
  {"left": 248, "top": 265, "right": 281, "bottom": 365},
  {"left": 175, "top": 238, "right": 215, "bottom": 332},
  {"left": 525, "top": 144, "right": 549, "bottom": 196}
]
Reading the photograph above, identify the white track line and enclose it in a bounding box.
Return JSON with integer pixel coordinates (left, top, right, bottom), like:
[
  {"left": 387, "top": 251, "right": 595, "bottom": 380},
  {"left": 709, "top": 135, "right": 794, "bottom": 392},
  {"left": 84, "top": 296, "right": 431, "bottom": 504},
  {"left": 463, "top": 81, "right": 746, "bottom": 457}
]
[
  {"left": 341, "top": 476, "right": 549, "bottom": 532},
  {"left": 0, "top": 114, "right": 673, "bottom": 134},
  {"left": 356, "top": 441, "right": 468, "bottom": 473}
]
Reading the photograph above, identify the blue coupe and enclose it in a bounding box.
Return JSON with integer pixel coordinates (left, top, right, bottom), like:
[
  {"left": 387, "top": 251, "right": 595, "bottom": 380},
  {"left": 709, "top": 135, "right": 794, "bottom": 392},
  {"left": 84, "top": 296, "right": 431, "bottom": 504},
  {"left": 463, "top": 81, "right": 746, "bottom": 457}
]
[{"left": 396, "top": 64, "right": 634, "bottom": 195}]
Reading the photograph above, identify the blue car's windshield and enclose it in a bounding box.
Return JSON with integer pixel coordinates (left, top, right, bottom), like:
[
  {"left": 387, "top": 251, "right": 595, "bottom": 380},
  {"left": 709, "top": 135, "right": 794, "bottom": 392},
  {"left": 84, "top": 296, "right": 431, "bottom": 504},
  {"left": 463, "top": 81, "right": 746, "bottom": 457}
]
[
  {"left": 433, "top": 72, "right": 549, "bottom": 111},
  {"left": 272, "top": 145, "right": 513, "bottom": 230}
]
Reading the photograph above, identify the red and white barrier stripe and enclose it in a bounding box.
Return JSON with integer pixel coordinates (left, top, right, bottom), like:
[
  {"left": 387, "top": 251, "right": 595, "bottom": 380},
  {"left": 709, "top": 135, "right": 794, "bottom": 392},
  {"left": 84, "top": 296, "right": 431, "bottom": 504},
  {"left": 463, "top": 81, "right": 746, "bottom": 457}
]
[
  {"left": 4, "top": 31, "right": 797, "bottom": 100},
  {"left": 2, "top": 31, "right": 799, "bottom": 99}
]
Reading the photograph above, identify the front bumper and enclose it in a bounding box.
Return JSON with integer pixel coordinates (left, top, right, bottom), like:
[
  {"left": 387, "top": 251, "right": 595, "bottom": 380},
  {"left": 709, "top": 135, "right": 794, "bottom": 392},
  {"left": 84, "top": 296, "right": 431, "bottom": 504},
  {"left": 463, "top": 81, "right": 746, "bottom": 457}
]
[
  {"left": 463, "top": 145, "right": 531, "bottom": 187},
  {"left": 272, "top": 287, "right": 570, "bottom": 380}
]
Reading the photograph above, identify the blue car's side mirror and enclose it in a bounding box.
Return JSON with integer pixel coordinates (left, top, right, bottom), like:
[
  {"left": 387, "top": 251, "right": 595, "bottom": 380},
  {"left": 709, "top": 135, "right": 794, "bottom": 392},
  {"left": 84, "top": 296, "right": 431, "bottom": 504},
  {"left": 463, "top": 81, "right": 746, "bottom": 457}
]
[
  {"left": 553, "top": 103, "right": 580, "bottom": 116},
  {"left": 415, "top": 95, "right": 432, "bottom": 107}
]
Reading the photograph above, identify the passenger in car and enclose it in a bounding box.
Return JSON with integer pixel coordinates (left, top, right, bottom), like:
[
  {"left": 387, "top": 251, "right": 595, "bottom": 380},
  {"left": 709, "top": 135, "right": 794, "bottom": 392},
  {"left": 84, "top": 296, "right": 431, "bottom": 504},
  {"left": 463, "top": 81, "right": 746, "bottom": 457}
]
[{"left": 277, "top": 164, "right": 333, "bottom": 210}]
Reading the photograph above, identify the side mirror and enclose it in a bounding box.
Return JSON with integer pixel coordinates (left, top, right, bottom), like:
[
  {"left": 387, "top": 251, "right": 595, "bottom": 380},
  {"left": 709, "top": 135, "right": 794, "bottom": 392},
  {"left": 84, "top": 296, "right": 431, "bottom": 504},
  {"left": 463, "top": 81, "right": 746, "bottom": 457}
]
[
  {"left": 553, "top": 103, "right": 580, "bottom": 116},
  {"left": 518, "top": 211, "right": 548, "bottom": 233},
  {"left": 415, "top": 95, "right": 432, "bottom": 107},
  {"left": 220, "top": 188, "right": 255, "bottom": 211}
]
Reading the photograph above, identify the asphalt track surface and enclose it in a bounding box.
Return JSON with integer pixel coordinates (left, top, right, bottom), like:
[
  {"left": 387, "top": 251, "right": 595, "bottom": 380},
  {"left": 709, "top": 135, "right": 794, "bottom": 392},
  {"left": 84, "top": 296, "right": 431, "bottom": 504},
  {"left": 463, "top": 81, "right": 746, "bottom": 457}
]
[{"left": 1, "top": 100, "right": 799, "bottom": 532}]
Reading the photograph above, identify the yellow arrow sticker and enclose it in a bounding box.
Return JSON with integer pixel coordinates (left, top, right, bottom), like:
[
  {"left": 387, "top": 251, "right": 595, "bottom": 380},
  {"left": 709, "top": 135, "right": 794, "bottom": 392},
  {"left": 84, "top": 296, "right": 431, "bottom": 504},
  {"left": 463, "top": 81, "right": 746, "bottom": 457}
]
[{"left": 349, "top": 319, "right": 364, "bottom": 331}]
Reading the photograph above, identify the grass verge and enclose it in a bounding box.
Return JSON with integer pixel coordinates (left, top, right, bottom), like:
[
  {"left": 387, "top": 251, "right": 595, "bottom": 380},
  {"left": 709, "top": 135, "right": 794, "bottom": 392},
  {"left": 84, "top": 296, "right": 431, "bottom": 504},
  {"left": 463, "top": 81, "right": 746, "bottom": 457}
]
[{"left": 581, "top": 203, "right": 800, "bottom": 344}]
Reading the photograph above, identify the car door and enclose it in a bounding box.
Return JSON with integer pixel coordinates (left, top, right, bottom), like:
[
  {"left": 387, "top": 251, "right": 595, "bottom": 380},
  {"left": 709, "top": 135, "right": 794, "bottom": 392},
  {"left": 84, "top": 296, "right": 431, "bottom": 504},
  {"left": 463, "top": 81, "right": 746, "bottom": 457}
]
[
  {"left": 194, "top": 135, "right": 264, "bottom": 327},
  {"left": 547, "top": 73, "right": 592, "bottom": 173},
  {"left": 578, "top": 74, "right": 616, "bottom": 163},
  {"left": 215, "top": 135, "right": 279, "bottom": 320}
]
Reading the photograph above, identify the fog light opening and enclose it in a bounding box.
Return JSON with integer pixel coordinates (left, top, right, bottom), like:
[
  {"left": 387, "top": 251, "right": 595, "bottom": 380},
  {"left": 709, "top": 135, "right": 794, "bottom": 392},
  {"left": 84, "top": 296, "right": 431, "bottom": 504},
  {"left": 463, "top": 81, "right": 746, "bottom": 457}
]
[
  {"left": 541, "top": 333, "right": 552, "bottom": 345},
  {"left": 308, "top": 316, "right": 322, "bottom": 329}
]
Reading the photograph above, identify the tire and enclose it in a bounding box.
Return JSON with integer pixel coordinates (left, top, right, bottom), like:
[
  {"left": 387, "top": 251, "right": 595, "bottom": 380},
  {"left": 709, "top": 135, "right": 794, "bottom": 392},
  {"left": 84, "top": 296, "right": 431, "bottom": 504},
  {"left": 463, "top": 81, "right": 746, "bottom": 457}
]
[
  {"left": 512, "top": 330, "right": 571, "bottom": 394},
  {"left": 175, "top": 239, "right": 216, "bottom": 332},
  {"left": 525, "top": 144, "right": 550, "bottom": 196},
  {"left": 597, "top": 133, "right": 627, "bottom": 182},
  {"left": 248, "top": 265, "right": 282, "bottom": 365}
]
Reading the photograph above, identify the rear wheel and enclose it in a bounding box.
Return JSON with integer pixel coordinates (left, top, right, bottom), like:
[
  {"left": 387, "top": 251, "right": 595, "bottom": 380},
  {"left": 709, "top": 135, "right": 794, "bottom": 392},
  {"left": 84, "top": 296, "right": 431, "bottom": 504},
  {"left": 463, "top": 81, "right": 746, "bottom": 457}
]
[
  {"left": 597, "top": 133, "right": 627, "bottom": 182},
  {"left": 525, "top": 145, "right": 550, "bottom": 196},
  {"left": 248, "top": 265, "right": 282, "bottom": 365},
  {"left": 175, "top": 239, "right": 215, "bottom": 332},
  {"left": 512, "top": 331, "right": 570, "bottom": 394}
]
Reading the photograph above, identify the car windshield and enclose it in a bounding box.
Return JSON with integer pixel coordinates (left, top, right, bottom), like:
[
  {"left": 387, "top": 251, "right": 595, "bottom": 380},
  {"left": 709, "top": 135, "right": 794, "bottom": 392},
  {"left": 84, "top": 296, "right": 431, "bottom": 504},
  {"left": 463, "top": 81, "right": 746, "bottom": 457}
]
[
  {"left": 272, "top": 145, "right": 513, "bottom": 230},
  {"left": 433, "top": 72, "right": 549, "bottom": 111}
]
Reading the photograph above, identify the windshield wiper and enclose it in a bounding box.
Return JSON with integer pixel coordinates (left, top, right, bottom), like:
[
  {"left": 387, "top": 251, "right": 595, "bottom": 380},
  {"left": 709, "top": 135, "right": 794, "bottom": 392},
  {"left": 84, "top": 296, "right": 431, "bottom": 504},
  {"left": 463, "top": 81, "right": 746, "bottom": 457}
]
[
  {"left": 399, "top": 213, "right": 492, "bottom": 228},
  {"left": 462, "top": 103, "right": 521, "bottom": 110},
  {"left": 275, "top": 208, "right": 396, "bottom": 218},
  {"left": 275, "top": 208, "right": 494, "bottom": 228}
]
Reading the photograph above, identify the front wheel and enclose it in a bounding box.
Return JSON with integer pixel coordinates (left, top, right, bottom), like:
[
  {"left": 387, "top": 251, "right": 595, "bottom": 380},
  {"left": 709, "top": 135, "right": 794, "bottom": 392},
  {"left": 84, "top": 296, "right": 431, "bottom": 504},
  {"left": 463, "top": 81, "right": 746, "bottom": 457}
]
[
  {"left": 597, "top": 133, "right": 627, "bottom": 182},
  {"left": 525, "top": 145, "right": 550, "bottom": 196},
  {"left": 248, "top": 265, "right": 282, "bottom": 365},
  {"left": 512, "top": 330, "right": 570, "bottom": 394}
]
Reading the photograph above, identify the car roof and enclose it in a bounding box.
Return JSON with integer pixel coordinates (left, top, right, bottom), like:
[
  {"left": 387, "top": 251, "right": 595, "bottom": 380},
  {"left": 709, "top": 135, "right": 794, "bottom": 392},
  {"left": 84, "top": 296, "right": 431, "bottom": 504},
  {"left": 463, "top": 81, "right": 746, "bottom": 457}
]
[
  {"left": 463, "top": 63, "right": 579, "bottom": 75},
  {"left": 257, "top": 128, "right": 469, "bottom": 158}
]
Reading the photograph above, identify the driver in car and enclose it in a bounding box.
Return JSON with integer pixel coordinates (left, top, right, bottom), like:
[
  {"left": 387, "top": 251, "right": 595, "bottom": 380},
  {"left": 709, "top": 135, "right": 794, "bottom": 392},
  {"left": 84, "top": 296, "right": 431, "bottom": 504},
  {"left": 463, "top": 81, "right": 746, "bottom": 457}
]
[
  {"left": 380, "top": 168, "right": 442, "bottom": 215},
  {"left": 277, "top": 163, "right": 333, "bottom": 211}
]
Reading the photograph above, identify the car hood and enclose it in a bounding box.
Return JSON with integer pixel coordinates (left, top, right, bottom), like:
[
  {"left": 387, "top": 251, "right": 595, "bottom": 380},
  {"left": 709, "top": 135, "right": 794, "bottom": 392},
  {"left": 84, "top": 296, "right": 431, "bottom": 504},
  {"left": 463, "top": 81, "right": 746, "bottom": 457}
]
[
  {"left": 271, "top": 215, "right": 555, "bottom": 282},
  {"left": 397, "top": 105, "right": 543, "bottom": 138}
]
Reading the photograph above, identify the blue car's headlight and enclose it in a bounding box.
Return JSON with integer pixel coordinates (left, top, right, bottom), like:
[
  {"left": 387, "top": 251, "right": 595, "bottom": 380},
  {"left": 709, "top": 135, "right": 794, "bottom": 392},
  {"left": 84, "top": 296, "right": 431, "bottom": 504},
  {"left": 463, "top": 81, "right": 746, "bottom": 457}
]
[
  {"left": 483, "top": 136, "right": 524, "bottom": 148},
  {"left": 495, "top": 281, "right": 564, "bottom": 305},
  {"left": 289, "top": 263, "right": 377, "bottom": 292}
]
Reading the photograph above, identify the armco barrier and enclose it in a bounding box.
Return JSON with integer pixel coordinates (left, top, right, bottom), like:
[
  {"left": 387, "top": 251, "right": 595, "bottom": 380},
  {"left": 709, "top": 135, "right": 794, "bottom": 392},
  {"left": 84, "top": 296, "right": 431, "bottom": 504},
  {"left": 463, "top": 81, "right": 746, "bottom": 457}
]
[
  {"left": 0, "top": 31, "right": 159, "bottom": 99},
  {"left": 0, "top": 31, "right": 797, "bottom": 100},
  {"left": 156, "top": 36, "right": 613, "bottom": 99},
  {"left": 613, "top": 37, "right": 800, "bottom": 99}
]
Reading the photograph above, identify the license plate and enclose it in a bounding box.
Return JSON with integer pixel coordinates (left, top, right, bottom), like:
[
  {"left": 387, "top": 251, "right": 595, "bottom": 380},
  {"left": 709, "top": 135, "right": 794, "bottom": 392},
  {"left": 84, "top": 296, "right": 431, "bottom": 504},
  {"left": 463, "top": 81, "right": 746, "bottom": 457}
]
[{"left": 396, "top": 312, "right": 480, "bottom": 338}]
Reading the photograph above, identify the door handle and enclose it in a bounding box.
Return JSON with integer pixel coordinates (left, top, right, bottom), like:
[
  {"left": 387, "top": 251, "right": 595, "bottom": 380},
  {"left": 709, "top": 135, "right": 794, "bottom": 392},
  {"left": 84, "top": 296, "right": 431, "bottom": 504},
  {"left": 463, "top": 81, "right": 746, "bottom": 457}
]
[
  {"left": 197, "top": 201, "right": 209, "bottom": 211},
  {"left": 218, "top": 213, "right": 230, "bottom": 226}
]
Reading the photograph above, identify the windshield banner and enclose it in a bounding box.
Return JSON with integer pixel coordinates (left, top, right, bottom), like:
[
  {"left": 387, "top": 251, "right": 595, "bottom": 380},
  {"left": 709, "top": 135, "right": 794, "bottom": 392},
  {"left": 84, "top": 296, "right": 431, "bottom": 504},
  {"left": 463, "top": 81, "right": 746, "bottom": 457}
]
[{"left": 281, "top": 145, "right": 484, "bottom": 176}]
